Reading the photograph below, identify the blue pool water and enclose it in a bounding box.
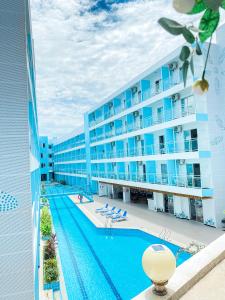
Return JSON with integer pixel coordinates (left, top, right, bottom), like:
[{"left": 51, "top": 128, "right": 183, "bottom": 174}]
[{"left": 49, "top": 193, "right": 191, "bottom": 300}]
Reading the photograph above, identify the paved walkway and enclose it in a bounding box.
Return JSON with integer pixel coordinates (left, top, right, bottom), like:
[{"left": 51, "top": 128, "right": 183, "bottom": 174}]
[{"left": 71, "top": 195, "right": 223, "bottom": 247}]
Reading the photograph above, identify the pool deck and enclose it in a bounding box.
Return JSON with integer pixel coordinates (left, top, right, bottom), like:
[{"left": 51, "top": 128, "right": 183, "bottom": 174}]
[{"left": 69, "top": 195, "right": 223, "bottom": 248}]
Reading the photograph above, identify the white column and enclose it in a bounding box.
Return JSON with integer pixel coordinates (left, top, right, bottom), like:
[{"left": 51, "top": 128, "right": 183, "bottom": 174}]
[
  {"left": 98, "top": 183, "right": 107, "bottom": 197},
  {"left": 123, "top": 187, "right": 130, "bottom": 203}
]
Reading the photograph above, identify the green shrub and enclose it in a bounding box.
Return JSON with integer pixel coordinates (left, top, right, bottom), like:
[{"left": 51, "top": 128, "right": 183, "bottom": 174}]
[
  {"left": 40, "top": 207, "right": 52, "bottom": 237},
  {"left": 41, "top": 197, "right": 48, "bottom": 204},
  {"left": 44, "top": 258, "right": 59, "bottom": 283}
]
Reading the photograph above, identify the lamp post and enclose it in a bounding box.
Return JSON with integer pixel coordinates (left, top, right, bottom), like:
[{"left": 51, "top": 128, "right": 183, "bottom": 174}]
[{"left": 142, "top": 244, "right": 176, "bottom": 296}]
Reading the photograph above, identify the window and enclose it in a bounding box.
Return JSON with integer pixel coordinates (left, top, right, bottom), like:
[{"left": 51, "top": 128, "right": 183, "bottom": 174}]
[
  {"left": 49, "top": 154, "right": 52, "bottom": 158},
  {"left": 41, "top": 153, "right": 43, "bottom": 158},
  {"left": 41, "top": 163, "right": 45, "bottom": 168},
  {"left": 49, "top": 163, "right": 53, "bottom": 167},
  {"left": 43, "top": 143, "right": 45, "bottom": 148},
  {"left": 49, "top": 145, "right": 52, "bottom": 149}
]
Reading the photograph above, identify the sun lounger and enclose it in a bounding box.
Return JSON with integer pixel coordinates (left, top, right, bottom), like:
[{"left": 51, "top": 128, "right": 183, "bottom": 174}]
[
  {"left": 95, "top": 203, "right": 109, "bottom": 213},
  {"left": 101, "top": 206, "right": 116, "bottom": 216},
  {"left": 106, "top": 208, "right": 121, "bottom": 218},
  {"left": 111, "top": 211, "right": 127, "bottom": 222}
]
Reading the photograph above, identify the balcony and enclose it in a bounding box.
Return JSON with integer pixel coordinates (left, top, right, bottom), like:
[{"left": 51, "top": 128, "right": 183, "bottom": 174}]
[
  {"left": 55, "top": 168, "right": 87, "bottom": 175},
  {"left": 91, "top": 171, "right": 211, "bottom": 191},
  {"left": 88, "top": 77, "right": 183, "bottom": 129},
  {"left": 89, "top": 105, "right": 196, "bottom": 144},
  {"left": 90, "top": 139, "right": 199, "bottom": 160}
]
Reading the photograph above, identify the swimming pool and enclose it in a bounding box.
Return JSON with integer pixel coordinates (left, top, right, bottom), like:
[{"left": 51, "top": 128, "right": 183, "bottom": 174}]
[{"left": 49, "top": 194, "right": 191, "bottom": 300}]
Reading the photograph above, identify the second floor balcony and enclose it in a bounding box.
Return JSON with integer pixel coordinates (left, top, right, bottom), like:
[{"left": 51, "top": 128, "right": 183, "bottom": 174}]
[
  {"left": 90, "top": 138, "right": 199, "bottom": 160},
  {"left": 91, "top": 171, "right": 211, "bottom": 191}
]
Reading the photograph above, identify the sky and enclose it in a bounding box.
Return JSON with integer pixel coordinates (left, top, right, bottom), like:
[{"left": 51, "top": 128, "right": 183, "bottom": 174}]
[{"left": 30, "top": 0, "right": 223, "bottom": 139}]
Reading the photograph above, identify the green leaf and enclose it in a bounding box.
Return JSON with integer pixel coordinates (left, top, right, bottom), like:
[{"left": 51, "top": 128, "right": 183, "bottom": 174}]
[
  {"left": 182, "top": 28, "right": 195, "bottom": 44},
  {"left": 182, "top": 61, "right": 189, "bottom": 87},
  {"left": 189, "top": 0, "right": 206, "bottom": 14},
  {"left": 196, "top": 40, "right": 202, "bottom": 55},
  {"left": 190, "top": 56, "right": 194, "bottom": 76},
  {"left": 158, "top": 18, "right": 183, "bottom": 36},
  {"left": 221, "top": 0, "right": 225, "bottom": 9},
  {"left": 203, "top": 0, "right": 222, "bottom": 11},
  {"left": 199, "top": 9, "right": 220, "bottom": 42},
  {"left": 180, "top": 46, "right": 191, "bottom": 61}
]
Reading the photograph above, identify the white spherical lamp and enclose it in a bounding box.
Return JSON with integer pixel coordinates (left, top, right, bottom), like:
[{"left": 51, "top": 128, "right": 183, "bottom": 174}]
[{"left": 142, "top": 244, "right": 176, "bottom": 296}]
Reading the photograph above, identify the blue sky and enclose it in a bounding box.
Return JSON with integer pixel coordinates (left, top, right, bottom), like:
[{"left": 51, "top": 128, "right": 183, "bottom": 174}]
[{"left": 30, "top": 0, "right": 224, "bottom": 139}]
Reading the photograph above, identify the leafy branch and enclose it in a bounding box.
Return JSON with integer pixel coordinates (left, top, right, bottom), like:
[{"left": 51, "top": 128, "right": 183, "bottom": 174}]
[{"left": 158, "top": 0, "right": 225, "bottom": 92}]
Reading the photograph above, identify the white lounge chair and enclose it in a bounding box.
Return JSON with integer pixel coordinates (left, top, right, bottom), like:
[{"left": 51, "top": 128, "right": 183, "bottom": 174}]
[
  {"left": 101, "top": 206, "right": 116, "bottom": 216},
  {"left": 95, "top": 203, "right": 108, "bottom": 213},
  {"left": 106, "top": 208, "right": 121, "bottom": 218},
  {"left": 111, "top": 211, "right": 127, "bottom": 222}
]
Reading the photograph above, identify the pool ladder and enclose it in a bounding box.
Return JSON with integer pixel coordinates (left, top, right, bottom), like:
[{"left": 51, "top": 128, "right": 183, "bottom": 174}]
[
  {"left": 159, "top": 228, "right": 171, "bottom": 242},
  {"left": 104, "top": 218, "right": 113, "bottom": 238}
]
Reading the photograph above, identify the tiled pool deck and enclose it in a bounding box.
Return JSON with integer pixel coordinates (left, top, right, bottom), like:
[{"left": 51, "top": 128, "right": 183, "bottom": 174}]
[{"left": 70, "top": 195, "right": 223, "bottom": 247}]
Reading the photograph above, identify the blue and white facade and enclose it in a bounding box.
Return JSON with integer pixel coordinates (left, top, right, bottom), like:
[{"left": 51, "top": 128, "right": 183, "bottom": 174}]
[
  {"left": 53, "top": 130, "right": 88, "bottom": 189},
  {"left": 0, "top": 1, "right": 40, "bottom": 299},
  {"left": 52, "top": 25, "right": 225, "bottom": 228},
  {"left": 39, "top": 136, "right": 54, "bottom": 182}
]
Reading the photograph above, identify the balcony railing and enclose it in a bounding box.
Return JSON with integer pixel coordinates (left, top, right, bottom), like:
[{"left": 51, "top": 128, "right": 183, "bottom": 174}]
[
  {"left": 54, "top": 153, "right": 86, "bottom": 163},
  {"left": 54, "top": 139, "right": 86, "bottom": 154},
  {"left": 91, "top": 171, "right": 210, "bottom": 189},
  {"left": 88, "top": 77, "right": 183, "bottom": 128},
  {"left": 90, "top": 138, "right": 198, "bottom": 160},
  {"left": 89, "top": 104, "right": 196, "bottom": 144},
  {"left": 55, "top": 169, "right": 87, "bottom": 175}
]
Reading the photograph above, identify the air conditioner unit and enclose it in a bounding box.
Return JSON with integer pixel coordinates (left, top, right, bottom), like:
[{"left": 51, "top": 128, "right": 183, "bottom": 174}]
[
  {"left": 174, "top": 125, "right": 183, "bottom": 133},
  {"left": 133, "top": 111, "right": 139, "bottom": 117},
  {"left": 109, "top": 102, "right": 113, "bottom": 108},
  {"left": 111, "top": 141, "right": 115, "bottom": 146},
  {"left": 178, "top": 159, "right": 185, "bottom": 165},
  {"left": 110, "top": 122, "right": 114, "bottom": 127},
  {"left": 169, "top": 62, "right": 178, "bottom": 71},
  {"left": 172, "top": 93, "right": 180, "bottom": 101},
  {"left": 136, "top": 135, "right": 141, "bottom": 141},
  {"left": 131, "top": 86, "right": 138, "bottom": 94},
  {"left": 138, "top": 161, "right": 143, "bottom": 166}
]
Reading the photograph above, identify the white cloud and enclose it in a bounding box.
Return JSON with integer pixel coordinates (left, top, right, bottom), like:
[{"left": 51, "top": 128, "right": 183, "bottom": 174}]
[{"left": 31, "top": 0, "right": 225, "bottom": 138}]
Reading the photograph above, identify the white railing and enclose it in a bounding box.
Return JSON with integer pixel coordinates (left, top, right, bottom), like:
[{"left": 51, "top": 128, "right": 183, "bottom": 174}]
[
  {"left": 91, "top": 171, "right": 211, "bottom": 189},
  {"left": 89, "top": 105, "right": 196, "bottom": 144},
  {"left": 90, "top": 138, "right": 198, "bottom": 160},
  {"left": 88, "top": 77, "right": 184, "bottom": 128}
]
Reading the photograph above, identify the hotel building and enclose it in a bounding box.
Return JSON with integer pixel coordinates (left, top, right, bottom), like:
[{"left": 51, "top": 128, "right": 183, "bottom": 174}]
[
  {"left": 0, "top": 1, "right": 40, "bottom": 299},
  {"left": 52, "top": 25, "right": 225, "bottom": 228}
]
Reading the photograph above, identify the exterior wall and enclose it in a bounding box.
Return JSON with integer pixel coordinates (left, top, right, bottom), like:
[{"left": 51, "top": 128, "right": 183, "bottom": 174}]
[
  {"left": 0, "top": 1, "right": 40, "bottom": 299},
  {"left": 53, "top": 131, "right": 91, "bottom": 191}
]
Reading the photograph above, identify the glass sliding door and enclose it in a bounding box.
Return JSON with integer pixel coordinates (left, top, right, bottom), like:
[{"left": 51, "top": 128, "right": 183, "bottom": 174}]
[
  {"left": 164, "top": 194, "right": 174, "bottom": 214},
  {"left": 190, "top": 199, "right": 203, "bottom": 223},
  {"left": 186, "top": 163, "right": 201, "bottom": 188},
  {"left": 161, "top": 163, "right": 168, "bottom": 184}
]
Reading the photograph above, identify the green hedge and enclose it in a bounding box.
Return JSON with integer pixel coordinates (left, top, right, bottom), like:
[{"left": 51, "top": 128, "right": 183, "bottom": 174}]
[
  {"left": 44, "top": 258, "right": 59, "bottom": 283},
  {"left": 40, "top": 206, "right": 52, "bottom": 237}
]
